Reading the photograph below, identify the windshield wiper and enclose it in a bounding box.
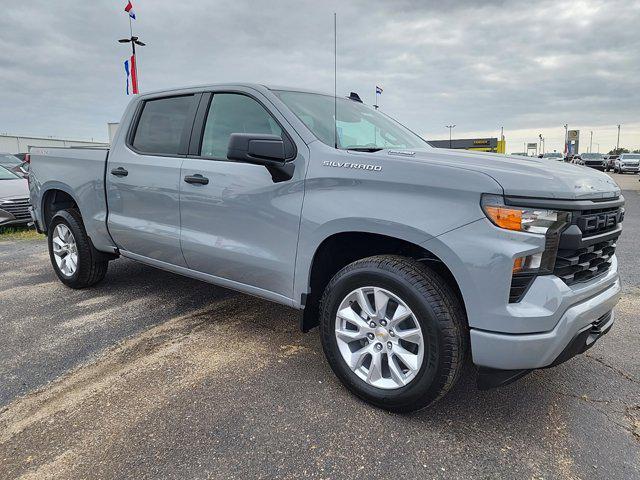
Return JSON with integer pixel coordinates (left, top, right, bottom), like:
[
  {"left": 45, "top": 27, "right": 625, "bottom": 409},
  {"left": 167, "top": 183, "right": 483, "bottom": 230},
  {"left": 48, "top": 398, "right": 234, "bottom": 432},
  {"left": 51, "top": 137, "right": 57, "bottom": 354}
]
[{"left": 346, "top": 147, "right": 384, "bottom": 152}]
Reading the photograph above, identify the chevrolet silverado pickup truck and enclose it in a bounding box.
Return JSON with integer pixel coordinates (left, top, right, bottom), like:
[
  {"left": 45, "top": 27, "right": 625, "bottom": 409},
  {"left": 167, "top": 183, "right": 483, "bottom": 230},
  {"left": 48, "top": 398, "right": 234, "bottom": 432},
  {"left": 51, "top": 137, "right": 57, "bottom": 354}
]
[{"left": 29, "top": 84, "right": 624, "bottom": 412}]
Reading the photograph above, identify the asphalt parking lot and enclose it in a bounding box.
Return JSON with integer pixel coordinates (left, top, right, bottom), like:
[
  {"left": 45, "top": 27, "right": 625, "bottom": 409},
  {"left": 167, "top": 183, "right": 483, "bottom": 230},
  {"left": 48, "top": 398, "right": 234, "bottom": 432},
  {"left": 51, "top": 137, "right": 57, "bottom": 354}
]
[{"left": 0, "top": 172, "right": 638, "bottom": 479}]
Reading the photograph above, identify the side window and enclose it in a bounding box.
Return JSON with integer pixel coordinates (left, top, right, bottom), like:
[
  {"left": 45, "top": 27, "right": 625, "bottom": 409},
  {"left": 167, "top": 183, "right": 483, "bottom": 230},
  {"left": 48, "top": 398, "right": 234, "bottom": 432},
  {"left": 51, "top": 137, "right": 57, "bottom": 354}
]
[
  {"left": 132, "top": 95, "right": 194, "bottom": 155},
  {"left": 201, "top": 93, "right": 282, "bottom": 158}
]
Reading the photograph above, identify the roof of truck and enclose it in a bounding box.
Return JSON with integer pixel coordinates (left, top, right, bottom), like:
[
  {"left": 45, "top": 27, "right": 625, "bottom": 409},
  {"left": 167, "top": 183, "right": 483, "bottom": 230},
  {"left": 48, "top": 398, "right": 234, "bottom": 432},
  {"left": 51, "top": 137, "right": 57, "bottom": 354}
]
[{"left": 138, "top": 83, "right": 333, "bottom": 97}]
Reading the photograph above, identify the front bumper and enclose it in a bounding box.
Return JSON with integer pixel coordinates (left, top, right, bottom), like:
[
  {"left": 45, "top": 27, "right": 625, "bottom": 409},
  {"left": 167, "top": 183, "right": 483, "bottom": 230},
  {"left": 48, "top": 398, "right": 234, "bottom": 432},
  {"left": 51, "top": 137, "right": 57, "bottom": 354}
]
[
  {"left": 477, "top": 309, "right": 614, "bottom": 389},
  {"left": 471, "top": 274, "right": 620, "bottom": 371},
  {"left": 585, "top": 163, "right": 605, "bottom": 170},
  {"left": 429, "top": 214, "right": 622, "bottom": 382},
  {"left": 619, "top": 165, "right": 639, "bottom": 172}
]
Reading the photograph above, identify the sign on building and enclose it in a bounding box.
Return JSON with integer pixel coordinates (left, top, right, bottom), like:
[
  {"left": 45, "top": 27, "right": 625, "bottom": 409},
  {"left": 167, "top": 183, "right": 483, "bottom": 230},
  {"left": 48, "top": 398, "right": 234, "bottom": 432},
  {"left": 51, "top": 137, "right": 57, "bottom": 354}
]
[{"left": 567, "top": 130, "right": 580, "bottom": 154}]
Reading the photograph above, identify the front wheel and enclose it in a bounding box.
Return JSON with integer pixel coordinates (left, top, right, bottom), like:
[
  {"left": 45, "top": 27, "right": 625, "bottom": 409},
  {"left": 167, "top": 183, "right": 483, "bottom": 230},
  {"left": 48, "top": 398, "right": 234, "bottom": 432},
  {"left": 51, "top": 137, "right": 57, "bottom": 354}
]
[
  {"left": 319, "top": 255, "right": 467, "bottom": 413},
  {"left": 48, "top": 209, "right": 108, "bottom": 288}
]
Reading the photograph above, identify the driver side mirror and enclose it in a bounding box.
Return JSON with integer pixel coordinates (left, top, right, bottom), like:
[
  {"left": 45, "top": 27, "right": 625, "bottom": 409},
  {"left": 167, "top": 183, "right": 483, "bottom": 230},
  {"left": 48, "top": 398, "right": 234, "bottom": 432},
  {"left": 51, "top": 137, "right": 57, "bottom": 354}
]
[{"left": 227, "top": 133, "right": 295, "bottom": 182}]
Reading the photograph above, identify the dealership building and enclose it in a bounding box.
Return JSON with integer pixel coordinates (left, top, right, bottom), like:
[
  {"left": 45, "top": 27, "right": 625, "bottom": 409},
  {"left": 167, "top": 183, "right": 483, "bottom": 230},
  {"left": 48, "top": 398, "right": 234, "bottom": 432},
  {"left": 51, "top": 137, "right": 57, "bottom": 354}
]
[
  {"left": 428, "top": 137, "right": 505, "bottom": 153},
  {"left": 0, "top": 134, "right": 108, "bottom": 154}
]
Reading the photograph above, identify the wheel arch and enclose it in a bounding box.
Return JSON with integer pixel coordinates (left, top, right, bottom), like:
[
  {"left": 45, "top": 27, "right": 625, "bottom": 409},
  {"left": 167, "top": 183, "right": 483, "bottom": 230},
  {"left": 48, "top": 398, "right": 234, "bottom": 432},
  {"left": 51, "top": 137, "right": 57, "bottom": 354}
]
[
  {"left": 41, "top": 185, "right": 80, "bottom": 232},
  {"left": 299, "top": 230, "right": 466, "bottom": 333}
]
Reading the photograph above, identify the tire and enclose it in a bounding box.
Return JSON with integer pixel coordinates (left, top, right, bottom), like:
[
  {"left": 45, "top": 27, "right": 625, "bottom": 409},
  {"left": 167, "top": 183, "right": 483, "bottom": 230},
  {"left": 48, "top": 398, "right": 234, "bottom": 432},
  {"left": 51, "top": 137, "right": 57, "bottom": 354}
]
[
  {"left": 47, "top": 208, "right": 108, "bottom": 288},
  {"left": 319, "top": 255, "right": 467, "bottom": 413}
]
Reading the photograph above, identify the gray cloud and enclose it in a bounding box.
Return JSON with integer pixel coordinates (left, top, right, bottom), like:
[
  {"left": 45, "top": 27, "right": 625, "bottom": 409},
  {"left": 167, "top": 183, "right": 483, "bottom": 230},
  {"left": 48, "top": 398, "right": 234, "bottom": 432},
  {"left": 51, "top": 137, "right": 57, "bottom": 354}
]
[{"left": 0, "top": 0, "right": 638, "bottom": 152}]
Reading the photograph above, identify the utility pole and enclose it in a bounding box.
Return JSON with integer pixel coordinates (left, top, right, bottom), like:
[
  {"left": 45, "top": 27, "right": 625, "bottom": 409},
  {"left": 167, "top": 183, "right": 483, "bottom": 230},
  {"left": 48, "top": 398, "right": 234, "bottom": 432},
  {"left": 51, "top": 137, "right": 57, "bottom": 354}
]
[
  {"left": 538, "top": 134, "right": 543, "bottom": 154},
  {"left": 596, "top": 143, "right": 600, "bottom": 153},
  {"left": 589, "top": 131, "right": 593, "bottom": 153},
  {"left": 616, "top": 124, "right": 621, "bottom": 150},
  {"left": 445, "top": 125, "right": 456, "bottom": 149}
]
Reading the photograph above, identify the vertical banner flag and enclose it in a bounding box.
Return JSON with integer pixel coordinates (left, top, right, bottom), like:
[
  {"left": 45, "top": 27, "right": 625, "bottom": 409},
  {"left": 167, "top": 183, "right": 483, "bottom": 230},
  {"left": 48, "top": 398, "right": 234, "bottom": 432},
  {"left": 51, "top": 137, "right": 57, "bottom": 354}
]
[
  {"left": 374, "top": 86, "right": 383, "bottom": 109},
  {"left": 125, "top": 1, "right": 136, "bottom": 19},
  {"left": 124, "top": 59, "right": 130, "bottom": 95},
  {"left": 130, "top": 55, "right": 139, "bottom": 94}
]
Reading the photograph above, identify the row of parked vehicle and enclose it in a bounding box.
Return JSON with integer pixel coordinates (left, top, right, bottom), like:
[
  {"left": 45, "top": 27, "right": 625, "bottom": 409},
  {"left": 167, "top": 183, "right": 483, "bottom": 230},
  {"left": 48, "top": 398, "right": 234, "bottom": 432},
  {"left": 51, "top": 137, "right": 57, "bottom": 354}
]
[
  {"left": 538, "top": 151, "right": 640, "bottom": 174},
  {"left": 0, "top": 153, "right": 31, "bottom": 227}
]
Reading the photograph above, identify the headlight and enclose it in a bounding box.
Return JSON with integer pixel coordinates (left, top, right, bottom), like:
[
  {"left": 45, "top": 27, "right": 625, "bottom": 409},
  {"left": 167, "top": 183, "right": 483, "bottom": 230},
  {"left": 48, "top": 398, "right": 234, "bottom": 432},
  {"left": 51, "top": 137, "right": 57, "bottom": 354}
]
[
  {"left": 481, "top": 195, "right": 572, "bottom": 302},
  {"left": 481, "top": 194, "right": 570, "bottom": 235}
]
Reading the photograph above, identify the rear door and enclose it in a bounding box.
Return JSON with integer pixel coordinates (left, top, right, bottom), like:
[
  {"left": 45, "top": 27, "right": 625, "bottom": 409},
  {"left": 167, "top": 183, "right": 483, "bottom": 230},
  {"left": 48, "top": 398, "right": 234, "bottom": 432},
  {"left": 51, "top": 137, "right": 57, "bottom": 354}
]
[
  {"left": 179, "top": 89, "right": 307, "bottom": 301},
  {"left": 107, "top": 94, "right": 200, "bottom": 266}
]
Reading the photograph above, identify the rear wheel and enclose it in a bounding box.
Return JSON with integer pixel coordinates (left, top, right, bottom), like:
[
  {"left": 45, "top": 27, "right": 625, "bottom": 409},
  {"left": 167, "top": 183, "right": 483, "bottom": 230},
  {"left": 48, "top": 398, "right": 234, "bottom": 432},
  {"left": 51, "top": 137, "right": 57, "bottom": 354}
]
[
  {"left": 319, "top": 255, "right": 467, "bottom": 412},
  {"left": 48, "top": 209, "right": 108, "bottom": 288}
]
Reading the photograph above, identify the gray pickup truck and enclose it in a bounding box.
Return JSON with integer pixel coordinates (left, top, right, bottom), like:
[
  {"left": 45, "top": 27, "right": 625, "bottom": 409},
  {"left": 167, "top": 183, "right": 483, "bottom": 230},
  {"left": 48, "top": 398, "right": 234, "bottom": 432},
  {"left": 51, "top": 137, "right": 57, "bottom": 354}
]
[{"left": 29, "top": 84, "right": 624, "bottom": 412}]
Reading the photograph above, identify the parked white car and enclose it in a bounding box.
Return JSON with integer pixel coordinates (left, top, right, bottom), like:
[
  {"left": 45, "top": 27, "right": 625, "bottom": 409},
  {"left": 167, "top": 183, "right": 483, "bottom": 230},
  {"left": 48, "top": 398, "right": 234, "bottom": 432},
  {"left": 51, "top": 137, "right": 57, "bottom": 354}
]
[
  {"left": 540, "top": 152, "right": 564, "bottom": 161},
  {"left": 0, "top": 166, "right": 31, "bottom": 226},
  {"left": 614, "top": 154, "right": 640, "bottom": 174}
]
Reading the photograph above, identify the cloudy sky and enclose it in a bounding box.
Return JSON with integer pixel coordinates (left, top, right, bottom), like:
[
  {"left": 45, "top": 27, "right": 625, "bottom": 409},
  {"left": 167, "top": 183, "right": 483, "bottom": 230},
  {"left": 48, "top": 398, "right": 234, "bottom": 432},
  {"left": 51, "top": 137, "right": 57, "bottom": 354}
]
[{"left": 1, "top": 0, "right": 639, "bottom": 153}]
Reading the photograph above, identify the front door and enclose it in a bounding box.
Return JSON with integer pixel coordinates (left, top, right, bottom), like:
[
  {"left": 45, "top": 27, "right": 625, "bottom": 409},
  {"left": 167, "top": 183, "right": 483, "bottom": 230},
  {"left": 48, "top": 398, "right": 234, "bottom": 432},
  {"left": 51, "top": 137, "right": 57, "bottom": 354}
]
[
  {"left": 179, "top": 90, "right": 306, "bottom": 300},
  {"left": 107, "top": 94, "right": 199, "bottom": 266}
]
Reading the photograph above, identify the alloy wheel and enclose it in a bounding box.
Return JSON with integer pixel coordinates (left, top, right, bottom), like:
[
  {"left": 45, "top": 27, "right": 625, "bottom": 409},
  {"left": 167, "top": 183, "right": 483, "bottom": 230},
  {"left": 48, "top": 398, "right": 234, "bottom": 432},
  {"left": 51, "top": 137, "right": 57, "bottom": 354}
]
[
  {"left": 52, "top": 224, "right": 78, "bottom": 277},
  {"left": 334, "top": 286, "right": 425, "bottom": 390}
]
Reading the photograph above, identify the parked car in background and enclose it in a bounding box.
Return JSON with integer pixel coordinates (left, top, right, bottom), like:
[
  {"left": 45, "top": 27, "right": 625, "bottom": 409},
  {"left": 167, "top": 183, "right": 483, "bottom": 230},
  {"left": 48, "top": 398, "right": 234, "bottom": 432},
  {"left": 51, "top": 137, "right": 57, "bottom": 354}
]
[
  {"left": 0, "top": 166, "right": 31, "bottom": 227},
  {"left": 540, "top": 152, "right": 564, "bottom": 162},
  {"left": 0, "top": 153, "right": 28, "bottom": 178},
  {"left": 580, "top": 153, "right": 606, "bottom": 170},
  {"left": 614, "top": 153, "right": 640, "bottom": 174},
  {"left": 605, "top": 155, "right": 618, "bottom": 172}
]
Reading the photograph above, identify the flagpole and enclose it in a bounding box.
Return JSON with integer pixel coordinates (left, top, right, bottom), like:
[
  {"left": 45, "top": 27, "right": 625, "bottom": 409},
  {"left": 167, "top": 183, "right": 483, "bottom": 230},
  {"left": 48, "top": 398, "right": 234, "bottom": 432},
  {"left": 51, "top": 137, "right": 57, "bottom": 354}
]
[
  {"left": 118, "top": 3, "right": 144, "bottom": 95},
  {"left": 129, "top": 15, "right": 139, "bottom": 92}
]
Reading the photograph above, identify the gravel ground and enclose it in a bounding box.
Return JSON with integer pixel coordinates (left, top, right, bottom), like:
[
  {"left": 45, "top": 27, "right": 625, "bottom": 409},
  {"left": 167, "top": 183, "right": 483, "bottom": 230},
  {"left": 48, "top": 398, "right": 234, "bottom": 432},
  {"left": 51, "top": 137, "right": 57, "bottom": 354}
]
[{"left": 0, "top": 173, "right": 638, "bottom": 479}]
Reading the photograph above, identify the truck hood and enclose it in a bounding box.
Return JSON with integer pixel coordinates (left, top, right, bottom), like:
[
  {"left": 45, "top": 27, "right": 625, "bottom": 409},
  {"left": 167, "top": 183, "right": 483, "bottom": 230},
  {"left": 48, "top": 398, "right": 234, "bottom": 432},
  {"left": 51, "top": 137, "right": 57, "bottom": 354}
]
[
  {"left": 386, "top": 148, "right": 621, "bottom": 200},
  {"left": 0, "top": 178, "right": 29, "bottom": 200}
]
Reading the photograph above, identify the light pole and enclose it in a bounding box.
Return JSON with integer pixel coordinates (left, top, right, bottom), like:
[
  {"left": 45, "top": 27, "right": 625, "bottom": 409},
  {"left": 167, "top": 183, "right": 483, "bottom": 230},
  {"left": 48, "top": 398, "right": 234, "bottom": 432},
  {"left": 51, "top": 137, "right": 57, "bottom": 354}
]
[
  {"left": 445, "top": 125, "right": 456, "bottom": 149},
  {"left": 589, "top": 130, "right": 593, "bottom": 153},
  {"left": 616, "top": 124, "right": 621, "bottom": 150},
  {"left": 564, "top": 123, "right": 568, "bottom": 155},
  {"left": 596, "top": 143, "right": 600, "bottom": 153}
]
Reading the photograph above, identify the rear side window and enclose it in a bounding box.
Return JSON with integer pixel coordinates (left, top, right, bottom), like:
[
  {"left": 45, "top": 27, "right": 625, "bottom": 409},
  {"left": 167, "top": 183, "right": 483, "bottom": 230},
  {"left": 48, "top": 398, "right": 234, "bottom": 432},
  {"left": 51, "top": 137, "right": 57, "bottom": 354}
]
[
  {"left": 200, "top": 93, "right": 282, "bottom": 158},
  {"left": 132, "top": 95, "right": 194, "bottom": 155}
]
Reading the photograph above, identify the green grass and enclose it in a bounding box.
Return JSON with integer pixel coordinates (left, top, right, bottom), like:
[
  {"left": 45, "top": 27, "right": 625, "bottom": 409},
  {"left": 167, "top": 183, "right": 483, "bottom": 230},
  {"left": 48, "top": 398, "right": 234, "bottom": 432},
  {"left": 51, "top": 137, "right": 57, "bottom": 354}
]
[{"left": 0, "top": 225, "right": 43, "bottom": 241}]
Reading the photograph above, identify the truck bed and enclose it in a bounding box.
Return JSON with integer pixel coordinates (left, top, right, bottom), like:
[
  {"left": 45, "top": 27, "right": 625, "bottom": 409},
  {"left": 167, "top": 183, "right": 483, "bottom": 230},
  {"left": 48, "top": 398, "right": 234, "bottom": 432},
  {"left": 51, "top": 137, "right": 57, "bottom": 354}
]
[{"left": 29, "top": 146, "right": 116, "bottom": 252}]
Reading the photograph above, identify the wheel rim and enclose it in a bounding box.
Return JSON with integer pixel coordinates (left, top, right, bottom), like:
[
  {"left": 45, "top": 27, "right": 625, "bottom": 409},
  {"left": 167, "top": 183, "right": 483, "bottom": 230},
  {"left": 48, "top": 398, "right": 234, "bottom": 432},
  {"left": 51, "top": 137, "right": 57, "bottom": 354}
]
[
  {"left": 334, "top": 286, "right": 425, "bottom": 390},
  {"left": 52, "top": 224, "right": 78, "bottom": 277}
]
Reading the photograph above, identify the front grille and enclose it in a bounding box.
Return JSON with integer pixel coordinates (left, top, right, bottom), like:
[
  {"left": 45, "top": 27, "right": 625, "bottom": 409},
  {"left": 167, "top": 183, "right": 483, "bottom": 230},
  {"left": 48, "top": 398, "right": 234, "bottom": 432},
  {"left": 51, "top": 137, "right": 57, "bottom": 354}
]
[
  {"left": 554, "top": 238, "right": 616, "bottom": 285},
  {"left": 0, "top": 198, "right": 31, "bottom": 220},
  {"left": 553, "top": 205, "right": 622, "bottom": 286},
  {"left": 576, "top": 206, "right": 622, "bottom": 238}
]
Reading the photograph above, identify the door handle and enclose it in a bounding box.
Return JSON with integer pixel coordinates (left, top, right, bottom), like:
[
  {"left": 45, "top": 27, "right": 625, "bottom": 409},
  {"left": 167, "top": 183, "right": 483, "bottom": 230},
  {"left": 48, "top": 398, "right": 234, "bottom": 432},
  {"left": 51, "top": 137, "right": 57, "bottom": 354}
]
[
  {"left": 184, "top": 174, "right": 209, "bottom": 185},
  {"left": 110, "top": 167, "right": 129, "bottom": 177}
]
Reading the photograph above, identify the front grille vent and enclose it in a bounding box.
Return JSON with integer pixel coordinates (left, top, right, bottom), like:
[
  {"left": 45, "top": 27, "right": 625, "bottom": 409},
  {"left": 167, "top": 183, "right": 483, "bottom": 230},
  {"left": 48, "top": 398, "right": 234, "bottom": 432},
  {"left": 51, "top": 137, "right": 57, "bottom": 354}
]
[
  {"left": 554, "top": 239, "right": 616, "bottom": 285},
  {"left": 0, "top": 198, "right": 31, "bottom": 220}
]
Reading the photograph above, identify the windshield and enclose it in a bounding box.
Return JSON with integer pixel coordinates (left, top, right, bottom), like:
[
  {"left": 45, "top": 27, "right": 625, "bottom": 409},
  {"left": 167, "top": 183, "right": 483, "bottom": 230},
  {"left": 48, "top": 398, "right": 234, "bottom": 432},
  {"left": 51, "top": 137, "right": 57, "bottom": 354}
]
[
  {"left": 274, "top": 90, "right": 429, "bottom": 150},
  {"left": 622, "top": 154, "right": 640, "bottom": 159},
  {"left": 581, "top": 153, "right": 603, "bottom": 159},
  {"left": 0, "top": 154, "right": 22, "bottom": 166},
  {"left": 0, "top": 165, "right": 20, "bottom": 180}
]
